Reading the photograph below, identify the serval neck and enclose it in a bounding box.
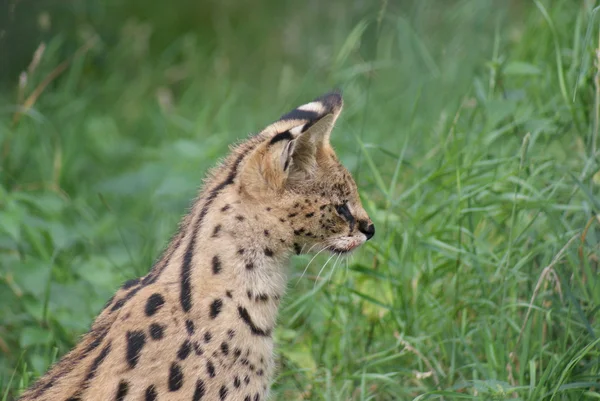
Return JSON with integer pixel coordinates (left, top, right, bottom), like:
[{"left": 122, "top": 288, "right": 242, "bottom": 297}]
[{"left": 150, "top": 186, "right": 294, "bottom": 333}]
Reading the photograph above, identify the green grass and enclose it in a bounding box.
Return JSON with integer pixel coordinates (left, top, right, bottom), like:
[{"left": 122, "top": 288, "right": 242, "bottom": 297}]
[{"left": 1, "top": 0, "right": 600, "bottom": 399}]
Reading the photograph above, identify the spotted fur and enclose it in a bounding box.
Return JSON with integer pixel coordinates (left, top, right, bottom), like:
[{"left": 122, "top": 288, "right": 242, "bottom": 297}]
[{"left": 18, "top": 92, "right": 374, "bottom": 400}]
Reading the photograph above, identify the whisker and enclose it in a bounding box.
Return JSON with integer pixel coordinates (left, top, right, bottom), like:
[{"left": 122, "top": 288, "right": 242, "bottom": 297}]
[
  {"left": 327, "top": 253, "right": 342, "bottom": 285},
  {"left": 314, "top": 252, "right": 337, "bottom": 290},
  {"left": 295, "top": 243, "right": 327, "bottom": 287}
]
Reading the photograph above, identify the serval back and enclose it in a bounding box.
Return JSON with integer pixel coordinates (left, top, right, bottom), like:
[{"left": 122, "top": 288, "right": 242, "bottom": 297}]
[{"left": 18, "top": 92, "right": 375, "bottom": 401}]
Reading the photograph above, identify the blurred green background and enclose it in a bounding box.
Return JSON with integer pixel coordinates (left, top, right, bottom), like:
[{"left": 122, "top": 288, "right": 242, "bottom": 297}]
[{"left": 1, "top": 0, "right": 600, "bottom": 399}]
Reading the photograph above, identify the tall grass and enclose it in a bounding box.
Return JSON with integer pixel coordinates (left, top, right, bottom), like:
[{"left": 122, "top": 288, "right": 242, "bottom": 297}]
[{"left": 1, "top": 0, "right": 599, "bottom": 399}]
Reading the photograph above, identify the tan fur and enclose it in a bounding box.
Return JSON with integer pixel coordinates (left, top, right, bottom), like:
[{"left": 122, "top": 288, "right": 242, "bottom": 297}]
[{"left": 18, "top": 92, "right": 374, "bottom": 401}]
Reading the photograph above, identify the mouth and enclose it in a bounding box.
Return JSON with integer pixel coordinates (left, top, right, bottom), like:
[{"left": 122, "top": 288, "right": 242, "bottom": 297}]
[
  {"left": 323, "top": 235, "right": 366, "bottom": 255},
  {"left": 326, "top": 242, "right": 362, "bottom": 255},
  {"left": 326, "top": 245, "right": 354, "bottom": 255}
]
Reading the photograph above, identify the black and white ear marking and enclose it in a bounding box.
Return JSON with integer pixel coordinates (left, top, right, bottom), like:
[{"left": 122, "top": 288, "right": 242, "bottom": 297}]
[
  {"left": 289, "top": 124, "right": 306, "bottom": 135},
  {"left": 277, "top": 91, "right": 343, "bottom": 124},
  {"left": 269, "top": 130, "right": 293, "bottom": 145}
]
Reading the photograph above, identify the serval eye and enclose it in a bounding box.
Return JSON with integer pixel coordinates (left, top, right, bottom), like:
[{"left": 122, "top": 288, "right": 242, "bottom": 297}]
[{"left": 335, "top": 203, "right": 353, "bottom": 222}]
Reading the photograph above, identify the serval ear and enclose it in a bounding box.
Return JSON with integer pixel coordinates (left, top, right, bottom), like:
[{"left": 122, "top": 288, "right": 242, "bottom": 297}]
[
  {"left": 278, "top": 91, "right": 343, "bottom": 148},
  {"left": 240, "top": 92, "right": 343, "bottom": 196}
]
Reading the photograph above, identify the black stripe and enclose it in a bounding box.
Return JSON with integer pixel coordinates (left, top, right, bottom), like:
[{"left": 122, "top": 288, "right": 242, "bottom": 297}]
[
  {"left": 179, "top": 145, "right": 255, "bottom": 312},
  {"left": 110, "top": 286, "right": 142, "bottom": 313},
  {"left": 122, "top": 278, "right": 140, "bottom": 290},
  {"left": 279, "top": 108, "right": 320, "bottom": 122},
  {"left": 237, "top": 306, "right": 272, "bottom": 337},
  {"left": 85, "top": 341, "right": 112, "bottom": 382},
  {"left": 100, "top": 244, "right": 173, "bottom": 315},
  {"left": 269, "top": 130, "right": 293, "bottom": 145},
  {"left": 29, "top": 327, "right": 108, "bottom": 398},
  {"left": 180, "top": 233, "right": 195, "bottom": 312}
]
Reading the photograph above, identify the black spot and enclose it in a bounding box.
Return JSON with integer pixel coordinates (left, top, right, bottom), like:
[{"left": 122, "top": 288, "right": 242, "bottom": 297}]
[
  {"left": 206, "top": 360, "right": 216, "bottom": 378},
  {"left": 320, "top": 204, "right": 327, "bottom": 210},
  {"left": 266, "top": 207, "right": 271, "bottom": 211},
  {"left": 193, "top": 341, "right": 204, "bottom": 355},
  {"left": 221, "top": 204, "right": 231, "bottom": 212},
  {"left": 245, "top": 262, "right": 254, "bottom": 270},
  {"left": 254, "top": 393, "right": 260, "bottom": 401},
  {"left": 228, "top": 329, "right": 235, "bottom": 339},
  {"left": 85, "top": 341, "right": 111, "bottom": 381},
  {"left": 244, "top": 376, "right": 250, "bottom": 385},
  {"left": 234, "top": 376, "right": 241, "bottom": 388},
  {"left": 294, "top": 243, "right": 302, "bottom": 254},
  {"left": 249, "top": 364, "right": 255, "bottom": 371},
  {"left": 257, "top": 369, "right": 264, "bottom": 376},
  {"left": 245, "top": 397, "right": 251, "bottom": 401},
  {"left": 125, "top": 331, "right": 146, "bottom": 369},
  {"left": 279, "top": 218, "right": 285, "bottom": 223},
  {"left": 168, "top": 362, "right": 184, "bottom": 391},
  {"left": 269, "top": 130, "right": 293, "bottom": 144},
  {"left": 256, "top": 294, "right": 269, "bottom": 302},
  {"left": 212, "top": 225, "right": 222, "bottom": 237},
  {"left": 288, "top": 213, "right": 297, "bottom": 218},
  {"left": 219, "top": 385, "right": 228, "bottom": 400},
  {"left": 149, "top": 323, "right": 164, "bottom": 340},
  {"left": 193, "top": 380, "right": 206, "bottom": 401},
  {"left": 305, "top": 212, "right": 314, "bottom": 218},
  {"left": 263, "top": 229, "right": 269, "bottom": 236},
  {"left": 185, "top": 320, "right": 195, "bottom": 335},
  {"left": 177, "top": 339, "right": 192, "bottom": 360},
  {"left": 115, "top": 380, "right": 129, "bottom": 401},
  {"left": 204, "top": 331, "right": 212, "bottom": 343},
  {"left": 210, "top": 299, "right": 223, "bottom": 319},
  {"left": 240, "top": 358, "right": 249, "bottom": 366},
  {"left": 264, "top": 248, "right": 274, "bottom": 257},
  {"left": 212, "top": 255, "right": 222, "bottom": 274},
  {"left": 237, "top": 248, "right": 245, "bottom": 255},
  {"left": 236, "top": 215, "right": 245, "bottom": 221},
  {"left": 122, "top": 278, "right": 140, "bottom": 289},
  {"left": 226, "top": 290, "right": 233, "bottom": 298},
  {"left": 145, "top": 385, "right": 158, "bottom": 401},
  {"left": 221, "top": 342, "right": 229, "bottom": 355},
  {"left": 294, "top": 228, "right": 305, "bottom": 235},
  {"left": 233, "top": 348, "right": 242, "bottom": 360},
  {"left": 145, "top": 293, "right": 165, "bottom": 316},
  {"left": 238, "top": 306, "right": 272, "bottom": 336},
  {"left": 247, "top": 290, "right": 252, "bottom": 299},
  {"left": 66, "top": 397, "right": 82, "bottom": 401}
]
